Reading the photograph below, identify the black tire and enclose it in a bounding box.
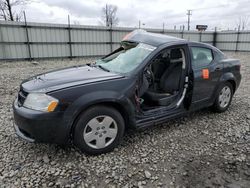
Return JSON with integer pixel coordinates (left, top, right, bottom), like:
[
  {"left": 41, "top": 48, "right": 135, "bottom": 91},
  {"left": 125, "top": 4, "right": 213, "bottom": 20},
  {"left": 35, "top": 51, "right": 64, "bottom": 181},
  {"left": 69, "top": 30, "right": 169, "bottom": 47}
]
[
  {"left": 212, "top": 82, "right": 233, "bottom": 113},
  {"left": 73, "top": 105, "right": 125, "bottom": 155}
]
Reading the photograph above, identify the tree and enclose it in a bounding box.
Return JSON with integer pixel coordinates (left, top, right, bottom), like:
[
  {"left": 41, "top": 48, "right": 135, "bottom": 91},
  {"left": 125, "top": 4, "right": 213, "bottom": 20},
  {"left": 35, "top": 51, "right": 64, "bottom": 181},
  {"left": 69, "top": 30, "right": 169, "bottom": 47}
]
[
  {"left": 102, "top": 4, "right": 119, "bottom": 27},
  {"left": 235, "top": 15, "right": 249, "bottom": 31},
  {"left": 0, "top": 0, "right": 30, "bottom": 21}
]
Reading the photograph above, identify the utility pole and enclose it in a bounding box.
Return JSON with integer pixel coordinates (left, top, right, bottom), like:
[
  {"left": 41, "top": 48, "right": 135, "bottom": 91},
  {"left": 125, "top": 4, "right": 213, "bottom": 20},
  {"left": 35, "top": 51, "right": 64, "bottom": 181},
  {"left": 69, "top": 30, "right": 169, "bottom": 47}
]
[
  {"left": 187, "top": 9, "right": 192, "bottom": 31},
  {"left": 138, "top": 20, "right": 145, "bottom": 29},
  {"left": 162, "top": 22, "right": 165, "bottom": 33}
]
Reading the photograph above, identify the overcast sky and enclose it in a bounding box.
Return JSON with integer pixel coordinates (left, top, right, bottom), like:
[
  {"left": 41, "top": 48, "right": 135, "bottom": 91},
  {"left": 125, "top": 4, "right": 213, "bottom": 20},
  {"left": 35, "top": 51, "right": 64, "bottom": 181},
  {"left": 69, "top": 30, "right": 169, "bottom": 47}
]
[{"left": 18, "top": 0, "right": 250, "bottom": 31}]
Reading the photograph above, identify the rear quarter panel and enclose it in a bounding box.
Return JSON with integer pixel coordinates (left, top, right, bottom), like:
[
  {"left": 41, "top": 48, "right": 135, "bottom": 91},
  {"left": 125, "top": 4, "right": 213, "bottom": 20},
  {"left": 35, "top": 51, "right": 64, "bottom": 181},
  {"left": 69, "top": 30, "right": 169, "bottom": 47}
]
[{"left": 221, "top": 58, "right": 241, "bottom": 90}]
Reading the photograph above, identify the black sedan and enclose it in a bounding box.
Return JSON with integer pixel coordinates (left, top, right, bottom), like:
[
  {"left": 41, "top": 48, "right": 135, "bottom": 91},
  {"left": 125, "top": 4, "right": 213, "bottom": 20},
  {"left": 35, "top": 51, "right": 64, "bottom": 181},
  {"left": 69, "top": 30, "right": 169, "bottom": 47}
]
[{"left": 13, "top": 30, "right": 241, "bottom": 155}]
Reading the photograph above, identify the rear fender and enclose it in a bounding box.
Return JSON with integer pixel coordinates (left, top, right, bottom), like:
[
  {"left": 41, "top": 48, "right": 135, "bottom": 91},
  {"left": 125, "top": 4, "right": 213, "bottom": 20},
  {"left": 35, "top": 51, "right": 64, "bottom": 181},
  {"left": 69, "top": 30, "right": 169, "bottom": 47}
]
[
  {"left": 220, "top": 72, "right": 236, "bottom": 83},
  {"left": 211, "top": 72, "right": 236, "bottom": 103}
]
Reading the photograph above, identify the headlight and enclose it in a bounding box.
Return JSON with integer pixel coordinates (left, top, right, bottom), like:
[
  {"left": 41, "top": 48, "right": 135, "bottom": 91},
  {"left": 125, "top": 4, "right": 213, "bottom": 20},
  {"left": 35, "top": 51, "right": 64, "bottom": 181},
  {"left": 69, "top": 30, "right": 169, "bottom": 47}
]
[{"left": 23, "top": 93, "right": 59, "bottom": 112}]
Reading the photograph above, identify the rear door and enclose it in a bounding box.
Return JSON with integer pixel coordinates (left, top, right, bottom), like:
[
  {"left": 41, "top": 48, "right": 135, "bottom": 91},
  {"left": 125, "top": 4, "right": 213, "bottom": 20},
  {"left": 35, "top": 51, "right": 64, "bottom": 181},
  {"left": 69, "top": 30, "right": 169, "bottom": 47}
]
[{"left": 189, "top": 45, "right": 223, "bottom": 107}]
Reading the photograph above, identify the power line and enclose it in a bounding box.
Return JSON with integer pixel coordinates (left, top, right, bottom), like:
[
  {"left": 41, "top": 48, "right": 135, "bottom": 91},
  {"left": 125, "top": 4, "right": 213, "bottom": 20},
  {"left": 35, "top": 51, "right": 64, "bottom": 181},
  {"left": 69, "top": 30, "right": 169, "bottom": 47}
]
[
  {"left": 163, "top": 1, "right": 250, "bottom": 30},
  {"left": 192, "top": 0, "right": 250, "bottom": 11},
  {"left": 170, "top": 9, "right": 250, "bottom": 27},
  {"left": 192, "top": 5, "right": 227, "bottom": 11}
]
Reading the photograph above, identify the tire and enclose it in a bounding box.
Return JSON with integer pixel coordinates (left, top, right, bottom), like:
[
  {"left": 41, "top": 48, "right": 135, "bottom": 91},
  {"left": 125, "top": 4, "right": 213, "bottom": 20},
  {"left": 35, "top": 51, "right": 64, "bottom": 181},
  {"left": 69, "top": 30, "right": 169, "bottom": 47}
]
[
  {"left": 212, "top": 82, "right": 233, "bottom": 113},
  {"left": 73, "top": 105, "right": 125, "bottom": 155}
]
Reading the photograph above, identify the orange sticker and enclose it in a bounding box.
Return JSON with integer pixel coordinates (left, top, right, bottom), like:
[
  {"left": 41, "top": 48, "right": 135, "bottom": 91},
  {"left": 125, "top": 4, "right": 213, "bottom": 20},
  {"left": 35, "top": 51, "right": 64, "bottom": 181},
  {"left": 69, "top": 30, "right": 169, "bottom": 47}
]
[{"left": 202, "top": 69, "right": 209, "bottom": 79}]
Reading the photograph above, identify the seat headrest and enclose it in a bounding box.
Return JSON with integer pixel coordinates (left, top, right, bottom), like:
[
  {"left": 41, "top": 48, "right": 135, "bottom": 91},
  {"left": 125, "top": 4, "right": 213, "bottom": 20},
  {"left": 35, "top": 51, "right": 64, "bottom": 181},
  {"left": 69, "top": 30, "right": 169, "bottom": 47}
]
[
  {"left": 170, "top": 49, "right": 182, "bottom": 59},
  {"left": 162, "top": 51, "right": 170, "bottom": 58}
]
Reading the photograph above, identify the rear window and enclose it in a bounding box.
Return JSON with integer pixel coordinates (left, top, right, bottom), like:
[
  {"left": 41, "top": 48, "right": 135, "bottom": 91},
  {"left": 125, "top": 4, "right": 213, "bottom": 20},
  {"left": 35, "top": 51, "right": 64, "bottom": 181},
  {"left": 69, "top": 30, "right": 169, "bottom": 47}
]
[{"left": 214, "top": 50, "right": 225, "bottom": 61}]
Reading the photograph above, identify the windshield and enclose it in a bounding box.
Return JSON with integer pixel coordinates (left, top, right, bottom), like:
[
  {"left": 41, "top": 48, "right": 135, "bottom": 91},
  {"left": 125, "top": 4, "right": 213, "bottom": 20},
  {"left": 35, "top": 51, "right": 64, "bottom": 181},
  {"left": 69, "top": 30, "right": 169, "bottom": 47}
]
[{"left": 96, "top": 43, "right": 156, "bottom": 74}]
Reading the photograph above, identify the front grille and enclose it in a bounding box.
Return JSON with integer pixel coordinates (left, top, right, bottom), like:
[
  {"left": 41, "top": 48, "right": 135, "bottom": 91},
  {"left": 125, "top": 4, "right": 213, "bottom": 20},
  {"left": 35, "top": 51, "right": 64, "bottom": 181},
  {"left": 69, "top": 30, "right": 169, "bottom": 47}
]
[{"left": 17, "top": 88, "right": 28, "bottom": 107}]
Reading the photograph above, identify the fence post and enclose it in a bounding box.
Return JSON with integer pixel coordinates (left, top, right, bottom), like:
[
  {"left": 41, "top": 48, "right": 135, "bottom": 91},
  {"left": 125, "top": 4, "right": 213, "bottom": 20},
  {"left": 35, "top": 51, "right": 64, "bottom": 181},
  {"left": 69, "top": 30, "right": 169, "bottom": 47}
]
[
  {"left": 213, "top": 27, "right": 217, "bottom": 47},
  {"left": 68, "top": 15, "right": 73, "bottom": 59},
  {"left": 23, "top": 11, "right": 32, "bottom": 61},
  {"left": 109, "top": 26, "right": 113, "bottom": 52},
  {"left": 181, "top": 26, "right": 184, "bottom": 39},
  {"left": 235, "top": 26, "right": 240, "bottom": 52}
]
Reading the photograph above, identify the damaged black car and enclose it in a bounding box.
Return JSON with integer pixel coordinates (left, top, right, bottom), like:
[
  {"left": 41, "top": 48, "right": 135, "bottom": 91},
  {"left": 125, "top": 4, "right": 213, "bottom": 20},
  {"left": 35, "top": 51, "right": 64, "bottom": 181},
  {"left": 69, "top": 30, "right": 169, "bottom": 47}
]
[{"left": 13, "top": 30, "right": 241, "bottom": 155}]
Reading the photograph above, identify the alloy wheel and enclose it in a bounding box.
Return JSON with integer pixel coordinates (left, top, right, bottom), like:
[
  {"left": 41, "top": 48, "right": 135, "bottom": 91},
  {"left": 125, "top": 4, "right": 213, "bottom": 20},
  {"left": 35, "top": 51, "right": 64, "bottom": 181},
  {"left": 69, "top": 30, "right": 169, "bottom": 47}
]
[
  {"left": 83, "top": 115, "right": 118, "bottom": 149},
  {"left": 218, "top": 86, "right": 231, "bottom": 108}
]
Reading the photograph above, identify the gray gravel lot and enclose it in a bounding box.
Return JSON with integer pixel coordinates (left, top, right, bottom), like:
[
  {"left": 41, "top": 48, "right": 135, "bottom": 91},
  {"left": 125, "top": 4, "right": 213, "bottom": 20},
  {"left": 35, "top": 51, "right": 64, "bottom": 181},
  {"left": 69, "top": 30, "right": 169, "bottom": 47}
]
[{"left": 0, "top": 53, "right": 249, "bottom": 188}]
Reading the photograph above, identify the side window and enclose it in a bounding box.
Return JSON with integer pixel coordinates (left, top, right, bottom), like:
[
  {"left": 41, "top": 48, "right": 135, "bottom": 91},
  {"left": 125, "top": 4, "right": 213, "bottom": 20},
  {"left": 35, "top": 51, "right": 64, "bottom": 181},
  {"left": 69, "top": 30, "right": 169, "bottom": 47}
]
[
  {"left": 214, "top": 50, "right": 225, "bottom": 61},
  {"left": 191, "top": 47, "right": 213, "bottom": 69}
]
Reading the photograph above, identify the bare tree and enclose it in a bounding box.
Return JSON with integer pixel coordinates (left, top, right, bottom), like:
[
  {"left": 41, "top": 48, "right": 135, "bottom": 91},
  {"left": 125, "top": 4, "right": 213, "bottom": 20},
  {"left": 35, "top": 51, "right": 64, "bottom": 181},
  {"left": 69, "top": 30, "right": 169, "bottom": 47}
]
[
  {"left": 0, "top": 0, "right": 30, "bottom": 21},
  {"left": 235, "top": 15, "right": 249, "bottom": 31},
  {"left": 102, "top": 4, "right": 119, "bottom": 27},
  {"left": 73, "top": 20, "right": 80, "bottom": 25}
]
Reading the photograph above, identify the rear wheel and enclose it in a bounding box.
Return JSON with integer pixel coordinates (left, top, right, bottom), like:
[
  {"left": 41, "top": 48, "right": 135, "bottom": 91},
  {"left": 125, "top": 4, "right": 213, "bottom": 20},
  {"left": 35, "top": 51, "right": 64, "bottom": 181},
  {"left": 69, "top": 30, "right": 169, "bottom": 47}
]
[
  {"left": 212, "top": 82, "right": 233, "bottom": 113},
  {"left": 73, "top": 105, "right": 125, "bottom": 155}
]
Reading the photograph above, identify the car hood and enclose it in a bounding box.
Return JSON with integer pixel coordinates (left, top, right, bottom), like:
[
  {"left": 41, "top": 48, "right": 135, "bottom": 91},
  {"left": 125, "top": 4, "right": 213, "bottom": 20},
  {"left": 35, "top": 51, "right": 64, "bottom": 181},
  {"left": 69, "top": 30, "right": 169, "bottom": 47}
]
[{"left": 21, "top": 65, "right": 123, "bottom": 92}]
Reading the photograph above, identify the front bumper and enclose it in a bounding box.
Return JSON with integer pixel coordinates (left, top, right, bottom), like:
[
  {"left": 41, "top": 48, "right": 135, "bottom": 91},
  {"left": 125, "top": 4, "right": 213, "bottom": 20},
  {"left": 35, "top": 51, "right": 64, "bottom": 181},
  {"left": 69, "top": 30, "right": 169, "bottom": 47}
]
[
  {"left": 13, "top": 99, "right": 69, "bottom": 144},
  {"left": 13, "top": 122, "right": 35, "bottom": 142}
]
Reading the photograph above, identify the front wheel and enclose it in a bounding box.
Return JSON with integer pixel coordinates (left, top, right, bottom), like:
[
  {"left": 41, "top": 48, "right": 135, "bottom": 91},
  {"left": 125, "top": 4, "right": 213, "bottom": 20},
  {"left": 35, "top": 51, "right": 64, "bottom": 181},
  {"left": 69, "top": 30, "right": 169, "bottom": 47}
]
[
  {"left": 212, "top": 82, "right": 233, "bottom": 113},
  {"left": 73, "top": 105, "right": 125, "bottom": 155}
]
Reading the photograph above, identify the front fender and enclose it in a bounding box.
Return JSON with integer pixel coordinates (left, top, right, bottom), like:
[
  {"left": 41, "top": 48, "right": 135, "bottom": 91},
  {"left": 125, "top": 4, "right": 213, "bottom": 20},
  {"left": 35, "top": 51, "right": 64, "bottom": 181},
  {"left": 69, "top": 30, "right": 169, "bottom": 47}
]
[{"left": 62, "top": 90, "right": 135, "bottom": 139}]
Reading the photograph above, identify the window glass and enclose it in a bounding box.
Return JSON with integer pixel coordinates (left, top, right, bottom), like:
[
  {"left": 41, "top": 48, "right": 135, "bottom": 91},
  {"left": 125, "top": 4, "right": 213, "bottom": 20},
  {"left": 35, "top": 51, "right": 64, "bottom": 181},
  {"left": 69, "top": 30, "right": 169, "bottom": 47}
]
[
  {"left": 191, "top": 47, "right": 213, "bottom": 69},
  {"left": 96, "top": 43, "right": 156, "bottom": 74},
  {"left": 214, "top": 50, "right": 225, "bottom": 61}
]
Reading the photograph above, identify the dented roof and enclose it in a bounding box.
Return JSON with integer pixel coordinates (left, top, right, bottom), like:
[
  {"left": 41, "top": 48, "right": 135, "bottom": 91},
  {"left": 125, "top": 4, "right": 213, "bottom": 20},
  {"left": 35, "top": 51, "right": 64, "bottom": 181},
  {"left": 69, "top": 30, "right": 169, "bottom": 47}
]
[{"left": 122, "top": 29, "right": 185, "bottom": 47}]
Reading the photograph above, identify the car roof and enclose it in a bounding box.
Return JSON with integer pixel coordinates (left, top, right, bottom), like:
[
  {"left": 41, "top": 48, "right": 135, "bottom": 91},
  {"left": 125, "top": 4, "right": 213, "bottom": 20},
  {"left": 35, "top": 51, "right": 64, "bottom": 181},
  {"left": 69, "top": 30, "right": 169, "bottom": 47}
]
[
  {"left": 189, "top": 41, "right": 224, "bottom": 53},
  {"left": 122, "top": 29, "right": 186, "bottom": 47},
  {"left": 122, "top": 30, "right": 223, "bottom": 55}
]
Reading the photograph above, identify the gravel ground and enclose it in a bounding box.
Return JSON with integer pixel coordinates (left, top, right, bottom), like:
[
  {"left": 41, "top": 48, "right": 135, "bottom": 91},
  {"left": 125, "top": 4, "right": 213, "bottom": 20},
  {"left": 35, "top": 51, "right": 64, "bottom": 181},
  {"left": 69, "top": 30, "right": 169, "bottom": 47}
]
[{"left": 0, "top": 53, "right": 249, "bottom": 188}]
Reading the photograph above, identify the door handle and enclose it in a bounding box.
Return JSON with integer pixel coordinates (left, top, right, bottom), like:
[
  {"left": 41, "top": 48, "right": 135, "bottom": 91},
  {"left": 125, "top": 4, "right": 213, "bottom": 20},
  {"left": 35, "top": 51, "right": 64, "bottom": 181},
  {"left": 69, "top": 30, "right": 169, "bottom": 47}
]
[{"left": 215, "top": 67, "right": 222, "bottom": 71}]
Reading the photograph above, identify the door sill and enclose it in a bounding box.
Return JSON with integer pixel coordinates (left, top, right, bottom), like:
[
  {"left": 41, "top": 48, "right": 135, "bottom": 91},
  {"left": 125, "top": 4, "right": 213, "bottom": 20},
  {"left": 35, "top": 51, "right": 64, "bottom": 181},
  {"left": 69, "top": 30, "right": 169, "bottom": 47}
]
[{"left": 135, "top": 107, "right": 186, "bottom": 129}]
